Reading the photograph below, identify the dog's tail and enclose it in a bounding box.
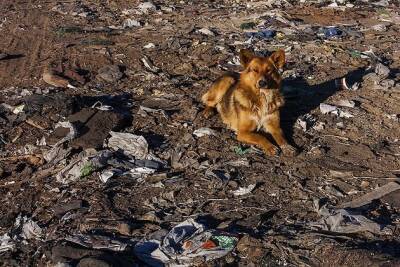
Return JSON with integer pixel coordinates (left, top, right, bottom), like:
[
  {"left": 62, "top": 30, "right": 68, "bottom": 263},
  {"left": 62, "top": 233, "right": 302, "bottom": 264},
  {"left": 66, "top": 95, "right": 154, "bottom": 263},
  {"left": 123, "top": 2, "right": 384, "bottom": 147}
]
[{"left": 201, "top": 73, "right": 238, "bottom": 107}]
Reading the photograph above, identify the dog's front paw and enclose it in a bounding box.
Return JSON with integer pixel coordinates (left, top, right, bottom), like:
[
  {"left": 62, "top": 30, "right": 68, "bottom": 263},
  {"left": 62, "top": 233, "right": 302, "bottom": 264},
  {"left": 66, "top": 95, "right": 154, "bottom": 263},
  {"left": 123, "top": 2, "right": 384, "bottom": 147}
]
[
  {"left": 264, "top": 145, "right": 279, "bottom": 156},
  {"left": 281, "top": 144, "right": 298, "bottom": 157},
  {"left": 202, "top": 107, "right": 214, "bottom": 119}
]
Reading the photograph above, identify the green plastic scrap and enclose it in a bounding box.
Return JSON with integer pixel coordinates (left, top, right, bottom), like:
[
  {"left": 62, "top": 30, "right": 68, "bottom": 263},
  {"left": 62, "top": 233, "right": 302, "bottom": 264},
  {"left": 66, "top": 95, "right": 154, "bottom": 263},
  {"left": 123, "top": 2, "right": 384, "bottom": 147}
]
[
  {"left": 80, "top": 163, "right": 94, "bottom": 178},
  {"left": 233, "top": 146, "right": 250, "bottom": 155},
  {"left": 211, "top": 235, "right": 238, "bottom": 249}
]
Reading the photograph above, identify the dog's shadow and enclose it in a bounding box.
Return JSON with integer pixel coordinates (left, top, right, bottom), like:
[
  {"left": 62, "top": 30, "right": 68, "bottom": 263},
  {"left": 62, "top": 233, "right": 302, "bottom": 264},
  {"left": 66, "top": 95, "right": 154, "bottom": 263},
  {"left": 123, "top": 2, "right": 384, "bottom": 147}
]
[{"left": 280, "top": 68, "right": 366, "bottom": 146}]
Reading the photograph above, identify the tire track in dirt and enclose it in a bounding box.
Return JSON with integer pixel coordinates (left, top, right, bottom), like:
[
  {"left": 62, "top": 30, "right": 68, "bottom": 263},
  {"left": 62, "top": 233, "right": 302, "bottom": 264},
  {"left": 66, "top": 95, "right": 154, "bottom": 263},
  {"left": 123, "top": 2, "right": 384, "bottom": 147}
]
[{"left": 0, "top": 1, "right": 52, "bottom": 88}]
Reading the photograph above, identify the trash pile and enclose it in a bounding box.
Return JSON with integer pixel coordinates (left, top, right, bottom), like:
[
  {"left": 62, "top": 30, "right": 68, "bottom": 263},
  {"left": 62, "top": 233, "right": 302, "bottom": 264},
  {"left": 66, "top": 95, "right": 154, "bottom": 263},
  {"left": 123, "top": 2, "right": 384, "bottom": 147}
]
[{"left": 1, "top": 0, "right": 400, "bottom": 266}]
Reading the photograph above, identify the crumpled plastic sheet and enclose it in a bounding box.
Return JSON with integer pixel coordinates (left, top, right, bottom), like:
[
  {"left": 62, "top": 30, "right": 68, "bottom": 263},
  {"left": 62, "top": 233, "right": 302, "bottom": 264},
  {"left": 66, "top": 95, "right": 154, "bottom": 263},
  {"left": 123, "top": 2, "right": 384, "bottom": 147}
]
[
  {"left": 134, "top": 218, "right": 238, "bottom": 266},
  {"left": 107, "top": 131, "right": 149, "bottom": 160},
  {"left": 65, "top": 234, "right": 134, "bottom": 252},
  {"left": 0, "top": 234, "right": 15, "bottom": 252},
  {"left": 44, "top": 121, "right": 77, "bottom": 163},
  {"left": 310, "top": 200, "right": 393, "bottom": 235},
  {"left": 56, "top": 149, "right": 111, "bottom": 184}
]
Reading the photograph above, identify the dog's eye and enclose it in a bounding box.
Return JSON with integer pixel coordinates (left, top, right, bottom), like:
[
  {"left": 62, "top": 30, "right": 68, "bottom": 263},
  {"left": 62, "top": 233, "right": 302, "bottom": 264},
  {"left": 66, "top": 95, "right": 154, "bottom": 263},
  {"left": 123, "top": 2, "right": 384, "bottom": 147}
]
[{"left": 251, "top": 68, "right": 259, "bottom": 73}]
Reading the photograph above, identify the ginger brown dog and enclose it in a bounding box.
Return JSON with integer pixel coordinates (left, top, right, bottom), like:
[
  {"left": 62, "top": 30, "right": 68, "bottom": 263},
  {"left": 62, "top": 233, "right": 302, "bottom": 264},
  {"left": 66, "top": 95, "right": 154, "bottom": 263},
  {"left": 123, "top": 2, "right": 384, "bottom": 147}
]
[{"left": 201, "top": 49, "right": 297, "bottom": 156}]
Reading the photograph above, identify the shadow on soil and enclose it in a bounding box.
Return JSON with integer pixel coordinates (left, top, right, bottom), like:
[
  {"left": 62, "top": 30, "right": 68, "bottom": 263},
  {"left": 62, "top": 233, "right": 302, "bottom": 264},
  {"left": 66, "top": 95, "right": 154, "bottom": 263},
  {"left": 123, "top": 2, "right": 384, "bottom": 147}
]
[{"left": 281, "top": 67, "right": 367, "bottom": 147}]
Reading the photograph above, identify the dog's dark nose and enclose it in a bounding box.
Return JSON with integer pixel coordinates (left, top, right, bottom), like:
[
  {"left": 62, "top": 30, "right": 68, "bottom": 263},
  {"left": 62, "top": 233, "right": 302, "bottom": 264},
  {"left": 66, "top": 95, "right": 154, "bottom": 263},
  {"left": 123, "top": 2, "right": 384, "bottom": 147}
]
[{"left": 258, "top": 79, "right": 268, "bottom": 88}]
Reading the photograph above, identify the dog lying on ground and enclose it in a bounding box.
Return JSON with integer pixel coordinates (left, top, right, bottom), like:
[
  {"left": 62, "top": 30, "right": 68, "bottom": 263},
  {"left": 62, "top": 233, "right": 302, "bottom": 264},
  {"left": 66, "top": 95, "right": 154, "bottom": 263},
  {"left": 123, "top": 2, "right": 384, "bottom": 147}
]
[{"left": 201, "top": 49, "right": 297, "bottom": 156}]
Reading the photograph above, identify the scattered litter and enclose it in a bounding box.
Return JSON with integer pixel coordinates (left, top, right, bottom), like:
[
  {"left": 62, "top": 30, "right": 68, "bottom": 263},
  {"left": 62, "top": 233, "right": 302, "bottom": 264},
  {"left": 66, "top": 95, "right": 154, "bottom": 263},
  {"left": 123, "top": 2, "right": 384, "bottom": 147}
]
[
  {"left": 21, "top": 218, "right": 43, "bottom": 240},
  {"left": 371, "top": 24, "right": 387, "bottom": 31},
  {"left": 56, "top": 150, "right": 111, "bottom": 184},
  {"left": 198, "top": 28, "right": 215, "bottom": 36},
  {"left": 0, "top": 234, "right": 15, "bottom": 252},
  {"left": 319, "top": 103, "right": 337, "bottom": 114},
  {"left": 193, "top": 127, "right": 218, "bottom": 137},
  {"left": 245, "top": 29, "right": 276, "bottom": 39},
  {"left": 123, "top": 18, "right": 141, "bottom": 28},
  {"left": 311, "top": 200, "right": 392, "bottom": 235},
  {"left": 134, "top": 218, "right": 238, "bottom": 266},
  {"left": 53, "top": 121, "right": 78, "bottom": 146},
  {"left": 99, "top": 169, "right": 122, "bottom": 183},
  {"left": 233, "top": 146, "right": 251, "bottom": 155},
  {"left": 66, "top": 234, "right": 130, "bottom": 252},
  {"left": 144, "top": 43, "right": 156, "bottom": 49},
  {"left": 205, "top": 169, "right": 231, "bottom": 182},
  {"left": 375, "top": 63, "right": 390, "bottom": 79},
  {"left": 320, "top": 103, "right": 353, "bottom": 118},
  {"left": 225, "top": 158, "right": 250, "bottom": 167},
  {"left": 141, "top": 55, "right": 160, "bottom": 73},
  {"left": 322, "top": 27, "right": 343, "bottom": 38},
  {"left": 12, "top": 104, "right": 25, "bottom": 114},
  {"left": 138, "top": 106, "right": 168, "bottom": 118},
  {"left": 296, "top": 114, "right": 316, "bottom": 132},
  {"left": 232, "top": 184, "right": 256, "bottom": 196},
  {"left": 335, "top": 77, "right": 359, "bottom": 90},
  {"left": 107, "top": 131, "right": 148, "bottom": 160},
  {"left": 138, "top": 2, "right": 157, "bottom": 13}
]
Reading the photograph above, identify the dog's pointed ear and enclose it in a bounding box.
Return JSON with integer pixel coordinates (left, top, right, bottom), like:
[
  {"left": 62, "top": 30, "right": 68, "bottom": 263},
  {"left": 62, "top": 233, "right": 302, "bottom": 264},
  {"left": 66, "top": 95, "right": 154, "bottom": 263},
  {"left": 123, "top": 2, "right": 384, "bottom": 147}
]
[
  {"left": 240, "top": 49, "right": 255, "bottom": 68},
  {"left": 269, "top": 50, "right": 285, "bottom": 69}
]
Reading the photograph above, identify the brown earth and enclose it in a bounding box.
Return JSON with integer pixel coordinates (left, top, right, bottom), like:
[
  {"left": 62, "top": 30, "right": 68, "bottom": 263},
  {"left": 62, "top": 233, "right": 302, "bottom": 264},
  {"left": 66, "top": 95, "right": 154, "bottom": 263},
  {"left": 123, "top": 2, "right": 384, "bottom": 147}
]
[{"left": 1, "top": 0, "right": 400, "bottom": 266}]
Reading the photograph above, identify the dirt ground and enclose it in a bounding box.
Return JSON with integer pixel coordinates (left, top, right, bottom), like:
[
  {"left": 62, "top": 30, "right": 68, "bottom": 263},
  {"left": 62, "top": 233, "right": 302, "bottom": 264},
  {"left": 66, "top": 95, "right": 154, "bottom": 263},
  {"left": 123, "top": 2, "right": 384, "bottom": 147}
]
[{"left": 1, "top": 0, "right": 400, "bottom": 266}]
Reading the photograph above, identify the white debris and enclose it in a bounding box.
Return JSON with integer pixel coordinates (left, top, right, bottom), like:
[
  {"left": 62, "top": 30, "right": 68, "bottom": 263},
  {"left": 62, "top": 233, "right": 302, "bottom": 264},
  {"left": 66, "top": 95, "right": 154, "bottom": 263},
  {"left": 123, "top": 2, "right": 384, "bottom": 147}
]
[
  {"left": 21, "top": 219, "right": 43, "bottom": 240},
  {"left": 335, "top": 77, "right": 359, "bottom": 90},
  {"left": 296, "top": 114, "right": 316, "bottom": 132},
  {"left": 371, "top": 24, "right": 386, "bottom": 31},
  {"left": 53, "top": 121, "right": 78, "bottom": 146},
  {"left": 193, "top": 127, "right": 218, "bottom": 137},
  {"left": 232, "top": 184, "right": 256, "bottom": 196},
  {"left": 320, "top": 103, "right": 338, "bottom": 114},
  {"left": 144, "top": 43, "right": 156, "bottom": 49},
  {"left": 99, "top": 169, "right": 122, "bottom": 183},
  {"left": 123, "top": 18, "right": 140, "bottom": 28},
  {"left": 198, "top": 28, "right": 215, "bottom": 36},
  {"left": 138, "top": 105, "right": 168, "bottom": 118},
  {"left": 138, "top": 2, "right": 157, "bottom": 13},
  {"left": 338, "top": 110, "right": 354, "bottom": 118},
  {"left": 129, "top": 167, "right": 156, "bottom": 179},
  {"left": 141, "top": 55, "right": 160, "bottom": 73},
  {"left": 12, "top": 104, "right": 25, "bottom": 114},
  {"left": 0, "top": 234, "right": 15, "bottom": 252},
  {"left": 375, "top": 63, "right": 390, "bottom": 79},
  {"left": 107, "top": 131, "right": 149, "bottom": 160}
]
